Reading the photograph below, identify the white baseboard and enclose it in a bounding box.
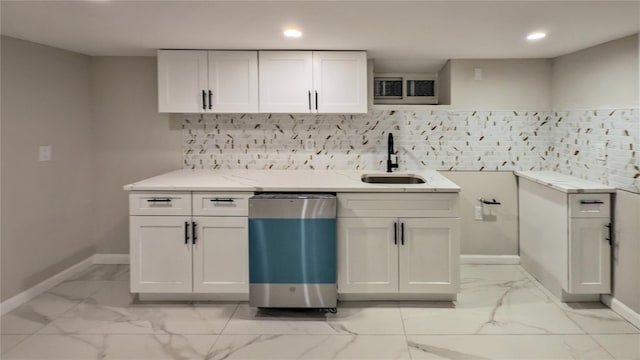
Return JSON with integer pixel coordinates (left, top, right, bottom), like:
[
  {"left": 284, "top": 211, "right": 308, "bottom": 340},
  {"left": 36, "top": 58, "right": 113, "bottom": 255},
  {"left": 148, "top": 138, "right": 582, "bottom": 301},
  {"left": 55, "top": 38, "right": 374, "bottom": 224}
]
[
  {"left": 92, "top": 253, "right": 129, "bottom": 264},
  {"left": 601, "top": 294, "right": 640, "bottom": 330},
  {"left": 461, "top": 255, "right": 520, "bottom": 265},
  {"left": 1, "top": 253, "right": 130, "bottom": 316},
  {"left": 0, "top": 256, "right": 94, "bottom": 315}
]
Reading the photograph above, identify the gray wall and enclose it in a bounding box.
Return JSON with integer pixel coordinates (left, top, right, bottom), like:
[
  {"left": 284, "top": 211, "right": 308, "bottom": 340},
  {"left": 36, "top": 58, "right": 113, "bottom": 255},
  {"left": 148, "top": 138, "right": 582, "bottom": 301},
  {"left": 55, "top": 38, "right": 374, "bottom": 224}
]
[
  {"left": 91, "top": 56, "right": 182, "bottom": 254},
  {"left": 441, "top": 172, "right": 518, "bottom": 255},
  {"left": 449, "top": 59, "right": 552, "bottom": 110},
  {"left": 1, "top": 37, "right": 95, "bottom": 301},
  {"left": 551, "top": 35, "right": 639, "bottom": 110}
]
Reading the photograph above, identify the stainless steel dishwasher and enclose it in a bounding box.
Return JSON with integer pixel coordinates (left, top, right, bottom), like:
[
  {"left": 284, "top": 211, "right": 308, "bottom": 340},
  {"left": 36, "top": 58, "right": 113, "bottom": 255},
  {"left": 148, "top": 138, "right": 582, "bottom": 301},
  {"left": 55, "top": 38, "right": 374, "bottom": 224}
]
[{"left": 248, "top": 193, "right": 337, "bottom": 311}]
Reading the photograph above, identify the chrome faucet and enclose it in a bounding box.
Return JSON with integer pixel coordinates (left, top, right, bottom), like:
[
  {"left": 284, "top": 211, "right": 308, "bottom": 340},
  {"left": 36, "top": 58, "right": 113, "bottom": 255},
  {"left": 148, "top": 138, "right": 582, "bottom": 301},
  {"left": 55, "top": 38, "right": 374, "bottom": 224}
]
[{"left": 387, "top": 133, "right": 399, "bottom": 172}]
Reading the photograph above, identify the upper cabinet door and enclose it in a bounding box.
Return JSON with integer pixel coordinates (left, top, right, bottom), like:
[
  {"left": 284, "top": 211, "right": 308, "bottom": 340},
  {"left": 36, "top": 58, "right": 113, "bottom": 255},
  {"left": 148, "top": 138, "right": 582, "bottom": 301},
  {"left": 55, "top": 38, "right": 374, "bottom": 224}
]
[
  {"left": 158, "top": 50, "right": 208, "bottom": 113},
  {"left": 259, "top": 51, "right": 313, "bottom": 113},
  {"left": 208, "top": 51, "right": 259, "bottom": 113},
  {"left": 313, "top": 51, "right": 368, "bottom": 113}
]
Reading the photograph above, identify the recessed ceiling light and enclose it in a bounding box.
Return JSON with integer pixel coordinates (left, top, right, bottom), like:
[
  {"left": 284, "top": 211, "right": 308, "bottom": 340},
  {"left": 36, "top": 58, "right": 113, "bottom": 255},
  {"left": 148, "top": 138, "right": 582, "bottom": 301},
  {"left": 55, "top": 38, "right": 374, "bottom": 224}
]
[
  {"left": 283, "top": 29, "right": 302, "bottom": 38},
  {"left": 527, "top": 32, "right": 546, "bottom": 41}
]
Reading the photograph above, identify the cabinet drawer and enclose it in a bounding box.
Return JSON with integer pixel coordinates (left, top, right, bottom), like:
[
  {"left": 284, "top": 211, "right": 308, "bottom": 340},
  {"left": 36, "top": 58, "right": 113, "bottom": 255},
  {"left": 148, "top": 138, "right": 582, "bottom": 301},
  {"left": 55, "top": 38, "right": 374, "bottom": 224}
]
[
  {"left": 193, "top": 192, "right": 253, "bottom": 216},
  {"left": 337, "top": 193, "right": 459, "bottom": 218},
  {"left": 129, "top": 192, "right": 191, "bottom": 216},
  {"left": 569, "top": 194, "right": 611, "bottom": 218}
]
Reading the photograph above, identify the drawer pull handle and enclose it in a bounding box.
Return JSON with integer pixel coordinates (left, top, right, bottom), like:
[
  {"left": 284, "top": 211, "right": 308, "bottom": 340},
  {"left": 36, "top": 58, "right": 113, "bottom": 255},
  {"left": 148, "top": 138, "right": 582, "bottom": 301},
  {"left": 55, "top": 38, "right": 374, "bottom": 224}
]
[
  {"left": 147, "top": 198, "right": 172, "bottom": 203},
  {"left": 580, "top": 200, "right": 604, "bottom": 205},
  {"left": 210, "top": 198, "right": 234, "bottom": 203}
]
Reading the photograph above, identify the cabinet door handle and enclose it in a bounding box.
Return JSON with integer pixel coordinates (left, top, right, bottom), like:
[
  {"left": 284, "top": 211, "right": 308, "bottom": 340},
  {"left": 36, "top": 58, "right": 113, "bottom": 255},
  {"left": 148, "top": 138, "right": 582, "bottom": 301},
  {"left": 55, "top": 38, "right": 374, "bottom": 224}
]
[
  {"left": 401, "top": 222, "right": 405, "bottom": 245},
  {"left": 315, "top": 91, "right": 318, "bottom": 111},
  {"left": 210, "top": 198, "right": 234, "bottom": 203},
  {"left": 580, "top": 200, "right": 604, "bottom": 205},
  {"left": 185, "top": 221, "right": 190, "bottom": 244},
  {"left": 192, "top": 221, "right": 197, "bottom": 244},
  {"left": 605, "top": 223, "right": 612, "bottom": 246},
  {"left": 147, "top": 198, "right": 171, "bottom": 203},
  {"left": 393, "top": 222, "right": 397, "bottom": 245},
  {"left": 202, "top": 90, "right": 207, "bottom": 110},
  {"left": 208, "top": 90, "right": 213, "bottom": 110},
  {"left": 308, "top": 90, "right": 311, "bottom": 111}
]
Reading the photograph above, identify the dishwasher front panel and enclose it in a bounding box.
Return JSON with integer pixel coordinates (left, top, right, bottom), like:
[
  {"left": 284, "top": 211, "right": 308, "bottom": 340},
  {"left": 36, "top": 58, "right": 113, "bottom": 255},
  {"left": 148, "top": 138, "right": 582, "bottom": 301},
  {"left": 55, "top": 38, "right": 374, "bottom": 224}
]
[{"left": 249, "top": 195, "right": 337, "bottom": 308}]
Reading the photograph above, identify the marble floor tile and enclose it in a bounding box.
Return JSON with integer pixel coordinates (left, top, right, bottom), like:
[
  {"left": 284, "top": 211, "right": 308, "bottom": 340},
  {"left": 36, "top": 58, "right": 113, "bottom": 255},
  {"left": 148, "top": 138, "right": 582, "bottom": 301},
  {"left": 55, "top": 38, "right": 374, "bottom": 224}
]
[
  {"left": 560, "top": 302, "right": 640, "bottom": 334},
  {"left": 208, "top": 335, "right": 410, "bottom": 359},
  {"left": 1, "top": 335, "right": 28, "bottom": 355},
  {"left": 222, "top": 303, "right": 405, "bottom": 335},
  {"left": 2, "top": 334, "right": 217, "bottom": 360},
  {"left": 460, "top": 265, "right": 527, "bottom": 281},
  {"left": 401, "top": 276, "right": 584, "bottom": 334},
  {"left": 222, "top": 305, "right": 340, "bottom": 335},
  {"left": 592, "top": 334, "right": 640, "bottom": 360},
  {"left": 407, "top": 335, "right": 614, "bottom": 359},
  {"left": 68, "top": 264, "right": 129, "bottom": 281},
  {"left": 1, "top": 291, "right": 83, "bottom": 335},
  {"left": 40, "top": 283, "right": 237, "bottom": 334}
]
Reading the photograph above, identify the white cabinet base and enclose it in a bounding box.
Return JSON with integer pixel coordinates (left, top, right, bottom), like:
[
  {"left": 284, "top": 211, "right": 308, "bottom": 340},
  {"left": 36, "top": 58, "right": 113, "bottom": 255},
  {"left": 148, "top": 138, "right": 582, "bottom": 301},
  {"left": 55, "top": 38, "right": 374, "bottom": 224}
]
[
  {"left": 138, "top": 293, "right": 248, "bottom": 302},
  {"left": 338, "top": 293, "right": 456, "bottom": 302}
]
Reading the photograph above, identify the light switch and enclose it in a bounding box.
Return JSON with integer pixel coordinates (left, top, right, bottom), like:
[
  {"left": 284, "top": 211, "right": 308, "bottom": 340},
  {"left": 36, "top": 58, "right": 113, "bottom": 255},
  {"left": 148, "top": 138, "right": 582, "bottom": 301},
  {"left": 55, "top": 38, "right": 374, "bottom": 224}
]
[
  {"left": 39, "top": 146, "right": 52, "bottom": 162},
  {"left": 474, "top": 68, "right": 482, "bottom": 81}
]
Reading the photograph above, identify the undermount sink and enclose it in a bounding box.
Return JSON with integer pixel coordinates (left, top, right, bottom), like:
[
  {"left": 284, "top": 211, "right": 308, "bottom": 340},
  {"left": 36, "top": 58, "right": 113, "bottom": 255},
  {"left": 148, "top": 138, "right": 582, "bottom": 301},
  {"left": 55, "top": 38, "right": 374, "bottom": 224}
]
[{"left": 361, "top": 173, "right": 426, "bottom": 184}]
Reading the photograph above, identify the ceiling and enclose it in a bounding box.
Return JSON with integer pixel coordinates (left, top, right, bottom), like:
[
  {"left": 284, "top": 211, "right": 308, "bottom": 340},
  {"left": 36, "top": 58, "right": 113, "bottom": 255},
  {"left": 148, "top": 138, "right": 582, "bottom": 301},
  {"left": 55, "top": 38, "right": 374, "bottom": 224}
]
[{"left": 2, "top": 0, "right": 639, "bottom": 72}]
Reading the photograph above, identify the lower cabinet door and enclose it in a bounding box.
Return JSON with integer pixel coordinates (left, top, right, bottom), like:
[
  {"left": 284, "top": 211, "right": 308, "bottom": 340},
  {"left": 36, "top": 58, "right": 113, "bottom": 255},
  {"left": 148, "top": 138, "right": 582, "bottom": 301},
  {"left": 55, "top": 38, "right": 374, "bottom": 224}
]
[
  {"left": 130, "top": 216, "right": 193, "bottom": 293},
  {"left": 337, "top": 217, "right": 398, "bottom": 293},
  {"left": 399, "top": 218, "right": 460, "bottom": 293},
  {"left": 568, "top": 218, "right": 611, "bottom": 294},
  {"left": 192, "top": 216, "right": 249, "bottom": 293}
]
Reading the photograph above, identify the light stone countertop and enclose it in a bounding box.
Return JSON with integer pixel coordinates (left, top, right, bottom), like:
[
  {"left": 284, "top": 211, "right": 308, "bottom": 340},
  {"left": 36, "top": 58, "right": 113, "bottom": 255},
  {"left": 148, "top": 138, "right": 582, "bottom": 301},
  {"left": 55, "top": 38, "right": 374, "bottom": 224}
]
[
  {"left": 123, "top": 169, "right": 461, "bottom": 193},
  {"left": 515, "top": 171, "right": 616, "bottom": 194}
]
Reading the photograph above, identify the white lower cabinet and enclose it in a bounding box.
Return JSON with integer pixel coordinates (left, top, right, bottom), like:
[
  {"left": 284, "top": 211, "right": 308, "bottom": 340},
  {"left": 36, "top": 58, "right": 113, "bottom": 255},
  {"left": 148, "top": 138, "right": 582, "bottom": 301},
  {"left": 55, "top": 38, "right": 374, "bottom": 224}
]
[
  {"left": 192, "top": 216, "right": 248, "bottom": 293},
  {"left": 568, "top": 217, "right": 611, "bottom": 294},
  {"left": 518, "top": 177, "right": 612, "bottom": 300},
  {"left": 130, "top": 216, "right": 193, "bottom": 293},
  {"left": 336, "top": 193, "right": 460, "bottom": 298},
  {"left": 399, "top": 218, "right": 460, "bottom": 293},
  {"left": 129, "top": 192, "right": 251, "bottom": 296},
  {"left": 338, "top": 217, "right": 460, "bottom": 295},
  {"left": 337, "top": 218, "right": 399, "bottom": 293}
]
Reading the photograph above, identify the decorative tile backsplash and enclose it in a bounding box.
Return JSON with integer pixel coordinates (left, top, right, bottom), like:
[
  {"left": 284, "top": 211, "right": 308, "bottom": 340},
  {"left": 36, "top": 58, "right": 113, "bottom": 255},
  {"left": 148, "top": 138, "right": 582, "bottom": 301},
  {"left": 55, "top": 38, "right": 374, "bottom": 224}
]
[{"left": 183, "top": 108, "right": 640, "bottom": 193}]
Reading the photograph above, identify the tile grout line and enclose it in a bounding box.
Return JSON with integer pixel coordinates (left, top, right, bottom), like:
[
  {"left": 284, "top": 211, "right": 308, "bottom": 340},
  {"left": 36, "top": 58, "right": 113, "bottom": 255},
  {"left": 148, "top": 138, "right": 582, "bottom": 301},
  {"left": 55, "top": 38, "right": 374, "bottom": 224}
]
[{"left": 397, "top": 301, "right": 415, "bottom": 360}]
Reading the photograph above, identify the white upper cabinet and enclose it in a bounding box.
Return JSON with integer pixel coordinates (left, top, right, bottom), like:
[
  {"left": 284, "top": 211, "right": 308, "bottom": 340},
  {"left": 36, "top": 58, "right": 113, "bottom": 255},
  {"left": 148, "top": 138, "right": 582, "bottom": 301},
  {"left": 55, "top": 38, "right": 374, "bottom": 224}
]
[
  {"left": 258, "top": 51, "right": 314, "bottom": 113},
  {"left": 312, "top": 51, "right": 368, "bottom": 113},
  {"left": 158, "top": 50, "right": 259, "bottom": 113},
  {"left": 158, "top": 50, "right": 208, "bottom": 113},
  {"left": 259, "top": 51, "right": 368, "bottom": 113}
]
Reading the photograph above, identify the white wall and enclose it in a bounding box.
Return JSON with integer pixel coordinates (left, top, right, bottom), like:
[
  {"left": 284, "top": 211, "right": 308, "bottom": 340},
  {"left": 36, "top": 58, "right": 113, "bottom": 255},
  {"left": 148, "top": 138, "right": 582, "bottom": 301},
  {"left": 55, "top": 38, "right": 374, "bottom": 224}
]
[
  {"left": 91, "top": 57, "right": 182, "bottom": 254},
  {"left": 552, "top": 34, "right": 639, "bottom": 110},
  {"left": 1, "top": 36, "right": 95, "bottom": 301},
  {"left": 449, "top": 59, "right": 552, "bottom": 110}
]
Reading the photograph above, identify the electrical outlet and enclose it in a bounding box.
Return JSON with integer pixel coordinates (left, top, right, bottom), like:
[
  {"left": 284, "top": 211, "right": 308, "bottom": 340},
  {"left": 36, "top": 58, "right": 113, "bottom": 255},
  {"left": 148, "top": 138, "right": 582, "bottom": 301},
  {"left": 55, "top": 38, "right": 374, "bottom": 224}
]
[
  {"left": 304, "top": 139, "right": 314, "bottom": 151},
  {"left": 39, "top": 146, "right": 52, "bottom": 162},
  {"left": 474, "top": 206, "right": 483, "bottom": 221},
  {"left": 595, "top": 143, "right": 606, "bottom": 161}
]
